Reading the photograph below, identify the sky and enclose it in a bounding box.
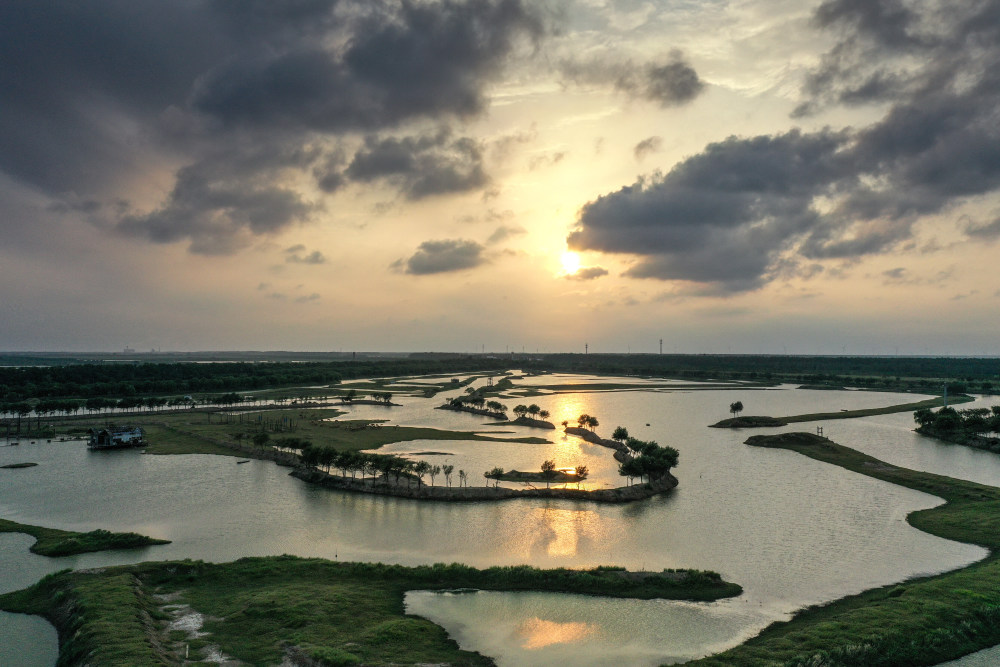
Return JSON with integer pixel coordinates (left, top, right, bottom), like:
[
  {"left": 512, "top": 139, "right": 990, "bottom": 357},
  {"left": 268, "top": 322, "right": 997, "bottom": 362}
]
[{"left": 2, "top": 0, "right": 1000, "bottom": 355}]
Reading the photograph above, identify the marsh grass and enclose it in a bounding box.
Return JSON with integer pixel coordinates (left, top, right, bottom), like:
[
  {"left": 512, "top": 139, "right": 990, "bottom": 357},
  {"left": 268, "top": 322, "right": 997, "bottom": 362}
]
[
  {"left": 0, "top": 518, "right": 169, "bottom": 557},
  {"left": 0, "top": 557, "right": 740, "bottom": 666}
]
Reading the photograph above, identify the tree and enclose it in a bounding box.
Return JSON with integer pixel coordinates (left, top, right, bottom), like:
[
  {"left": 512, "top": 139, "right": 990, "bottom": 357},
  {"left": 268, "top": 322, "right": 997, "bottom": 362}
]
[
  {"left": 429, "top": 464, "right": 441, "bottom": 487},
  {"left": 458, "top": 469, "right": 467, "bottom": 488},
  {"left": 618, "top": 458, "right": 641, "bottom": 485},
  {"left": 442, "top": 464, "right": 455, "bottom": 488},
  {"left": 414, "top": 461, "right": 431, "bottom": 488},
  {"left": 575, "top": 465, "right": 589, "bottom": 488},
  {"left": 730, "top": 401, "right": 744, "bottom": 418},
  {"left": 252, "top": 432, "right": 270, "bottom": 451},
  {"left": 540, "top": 459, "right": 557, "bottom": 488},
  {"left": 561, "top": 420, "right": 569, "bottom": 429},
  {"left": 586, "top": 415, "right": 599, "bottom": 431},
  {"left": 612, "top": 426, "right": 629, "bottom": 443},
  {"left": 577, "top": 413, "right": 590, "bottom": 428},
  {"left": 914, "top": 408, "right": 936, "bottom": 428},
  {"left": 528, "top": 404, "right": 541, "bottom": 419},
  {"left": 538, "top": 409, "right": 550, "bottom": 420},
  {"left": 484, "top": 467, "right": 504, "bottom": 488},
  {"left": 513, "top": 404, "right": 528, "bottom": 419}
]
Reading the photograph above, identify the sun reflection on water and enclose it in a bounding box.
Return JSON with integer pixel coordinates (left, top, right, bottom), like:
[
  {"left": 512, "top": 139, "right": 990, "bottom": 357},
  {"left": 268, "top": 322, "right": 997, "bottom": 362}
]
[{"left": 516, "top": 617, "right": 598, "bottom": 649}]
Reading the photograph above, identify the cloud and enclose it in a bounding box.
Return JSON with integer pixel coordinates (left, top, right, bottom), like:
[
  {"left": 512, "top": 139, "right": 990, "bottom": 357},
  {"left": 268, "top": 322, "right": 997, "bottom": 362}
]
[
  {"left": 965, "top": 218, "right": 1000, "bottom": 242},
  {"left": 568, "top": 129, "right": 851, "bottom": 292},
  {"left": 561, "top": 50, "right": 704, "bottom": 107},
  {"left": 322, "top": 128, "right": 489, "bottom": 200},
  {"left": 117, "top": 144, "right": 316, "bottom": 254},
  {"left": 0, "top": 0, "right": 544, "bottom": 253},
  {"left": 295, "top": 293, "right": 321, "bottom": 303},
  {"left": 286, "top": 249, "right": 327, "bottom": 265},
  {"left": 397, "top": 239, "right": 487, "bottom": 275},
  {"left": 528, "top": 151, "right": 566, "bottom": 171},
  {"left": 192, "top": 0, "right": 544, "bottom": 133},
  {"left": 634, "top": 136, "right": 662, "bottom": 161},
  {"left": 565, "top": 266, "right": 609, "bottom": 281},
  {"left": 487, "top": 225, "right": 527, "bottom": 244},
  {"left": 569, "top": 0, "right": 1000, "bottom": 293}
]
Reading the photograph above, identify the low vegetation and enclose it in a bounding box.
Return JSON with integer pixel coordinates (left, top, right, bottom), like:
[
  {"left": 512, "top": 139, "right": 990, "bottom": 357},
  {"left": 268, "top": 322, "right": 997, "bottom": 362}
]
[
  {"left": 0, "top": 518, "right": 169, "bottom": 557},
  {"left": 689, "top": 432, "right": 1000, "bottom": 666},
  {"left": 0, "top": 557, "right": 741, "bottom": 666},
  {"left": 708, "top": 395, "right": 972, "bottom": 428}
]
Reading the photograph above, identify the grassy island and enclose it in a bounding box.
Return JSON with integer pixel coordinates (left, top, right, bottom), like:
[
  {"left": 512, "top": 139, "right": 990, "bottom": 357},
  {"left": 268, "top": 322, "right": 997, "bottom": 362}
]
[
  {"left": 688, "top": 432, "right": 1000, "bottom": 666},
  {"left": 0, "top": 556, "right": 741, "bottom": 666},
  {"left": 709, "top": 395, "right": 972, "bottom": 429},
  {"left": 0, "top": 518, "right": 170, "bottom": 557}
]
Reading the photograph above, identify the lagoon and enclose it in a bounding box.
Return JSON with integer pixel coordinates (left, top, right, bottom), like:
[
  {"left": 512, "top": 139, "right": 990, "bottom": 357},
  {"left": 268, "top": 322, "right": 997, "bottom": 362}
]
[{"left": 1, "top": 377, "right": 997, "bottom": 665}]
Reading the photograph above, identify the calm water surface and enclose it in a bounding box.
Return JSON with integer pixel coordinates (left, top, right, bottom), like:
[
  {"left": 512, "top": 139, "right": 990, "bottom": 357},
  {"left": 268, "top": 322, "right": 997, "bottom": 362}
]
[{"left": 0, "top": 379, "right": 996, "bottom": 666}]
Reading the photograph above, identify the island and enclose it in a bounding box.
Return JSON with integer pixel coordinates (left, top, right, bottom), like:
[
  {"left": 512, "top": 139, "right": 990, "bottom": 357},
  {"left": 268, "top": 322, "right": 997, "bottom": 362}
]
[
  {"left": 0, "top": 518, "right": 170, "bottom": 557},
  {"left": 0, "top": 556, "right": 741, "bottom": 666}
]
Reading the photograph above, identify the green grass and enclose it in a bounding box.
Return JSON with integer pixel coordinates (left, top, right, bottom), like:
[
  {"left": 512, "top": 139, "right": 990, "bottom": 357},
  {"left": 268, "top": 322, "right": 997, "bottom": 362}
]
[
  {"left": 687, "top": 432, "right": 1000, "bottom": 666},
  {"left": 779, "top": 394, "right": 974, "bottom": 424},
  {"left": 0, "top": 557, "right": 740, "bottom": 666},
  {"left": 0, "top": 518, "right": 170, "bottom": 557},
  {"left": 52, "top": 410, "right": 549, "bottom": 460}
]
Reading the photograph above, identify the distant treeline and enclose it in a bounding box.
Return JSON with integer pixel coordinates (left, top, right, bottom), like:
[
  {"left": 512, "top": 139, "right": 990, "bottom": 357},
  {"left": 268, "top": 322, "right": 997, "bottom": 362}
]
[
  {"left": 1, "top": 353, "right": 998, "bottom": 403},
  {"left": 515, "top": 353, "right": 1000, "bottom": 382},
  {"left": 0, "top": 358, "right": 511, "bottom": 402}
]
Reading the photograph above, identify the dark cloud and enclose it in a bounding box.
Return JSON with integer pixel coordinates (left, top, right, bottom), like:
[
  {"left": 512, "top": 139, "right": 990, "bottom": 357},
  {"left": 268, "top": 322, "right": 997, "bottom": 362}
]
[
  {"left": 561, "top": 50, "right": 704, "bottom": 107},
  {"left": 117, "top": 144, "right": 316, "bottom": 254},
  {"left": 633, "top": 136, "right": 662, "bottom": 161},
  {"left": 0, "top": 0, "right": 543, "bottom": 252},
  {"left": 568, "top": 130, "right": 851, "bottom": 292},
  {"left": 287, "top": 250, "right": 327, "bottom": 265},
  {"left": 570, "top": 0, "right": 1000, "bottom": 293},
  {"left": 324, "top": 129, "right": 489, "bottom": 199},
  {"left": 565, "top": 266, "right": 609, "bottom": 281},
  {"left": 397, "top": 239, "right": 487, "bottom": 275},
  {"left": 192, "top": 0, "right": 543, "bottom": 132},
  {"left": 965, "top": 218, "right": 1000, "bottom": 242}
]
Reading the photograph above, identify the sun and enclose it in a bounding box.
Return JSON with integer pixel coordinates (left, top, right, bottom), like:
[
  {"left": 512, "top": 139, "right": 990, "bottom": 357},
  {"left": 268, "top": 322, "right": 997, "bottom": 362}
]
[{"left": 560, "top": 251, "right": 581, "bottom": 275}]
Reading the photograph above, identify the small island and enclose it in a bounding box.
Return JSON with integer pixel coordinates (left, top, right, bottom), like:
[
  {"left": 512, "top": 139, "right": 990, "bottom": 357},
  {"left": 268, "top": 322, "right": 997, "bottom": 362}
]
[
  {"left": 0, "top": 461, "right": 38, "bottom": 469},
  {"left": 0, "top": 518, "right": 170, "bottom": 557}
]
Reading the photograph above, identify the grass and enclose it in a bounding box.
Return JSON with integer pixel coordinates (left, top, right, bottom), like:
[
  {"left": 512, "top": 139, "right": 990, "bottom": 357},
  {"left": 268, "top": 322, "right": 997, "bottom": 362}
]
[
  {"left": 0, "top": 518, "right": 170, "bottom": 557},
  {"left": 687, "top": 432, "right": 1000, "bottom": 666},
  {"left": 54, "top": 409, "right": 549, "bottom": 460},
  {"left": 0, "top": 556, "right": 740, "bottom": 666},
  {"left": 779, "top": 394, "right": 974, "bottom": 424}
]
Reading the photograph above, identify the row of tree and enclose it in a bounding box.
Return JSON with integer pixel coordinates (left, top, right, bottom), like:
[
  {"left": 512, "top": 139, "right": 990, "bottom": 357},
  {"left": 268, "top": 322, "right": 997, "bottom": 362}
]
[
  {"left": 299, "top": 446, "right": 470, "bottom": 489},
  {"left": 512, "top": 404, "right": 551, "bottom": 421},
  {"left": 446, "top": 395, "right": 508, "bottom": 416},
  {"left": 339, "top": 389, "right": 393, "bottom": 404},
  {"left": 914, "top": 406, "right": 1000, "bottom": 435}
]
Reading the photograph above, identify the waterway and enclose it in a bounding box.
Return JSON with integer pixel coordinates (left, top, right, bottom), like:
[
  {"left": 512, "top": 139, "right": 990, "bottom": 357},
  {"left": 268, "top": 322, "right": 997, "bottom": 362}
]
[{"left": 0, "top": 377, "right": 998, "bottom": 666}]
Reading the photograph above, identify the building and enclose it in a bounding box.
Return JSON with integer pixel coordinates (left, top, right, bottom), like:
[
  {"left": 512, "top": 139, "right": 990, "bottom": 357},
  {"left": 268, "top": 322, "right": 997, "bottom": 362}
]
[{"left": 88, "top": 425, "right": 145, "bottom": 450}]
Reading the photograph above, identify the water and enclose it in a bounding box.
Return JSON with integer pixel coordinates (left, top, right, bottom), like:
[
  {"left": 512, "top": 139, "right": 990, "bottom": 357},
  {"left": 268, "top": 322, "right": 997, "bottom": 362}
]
[{"left": 0, "top": 379, "right": 995, "bottom": 665}]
